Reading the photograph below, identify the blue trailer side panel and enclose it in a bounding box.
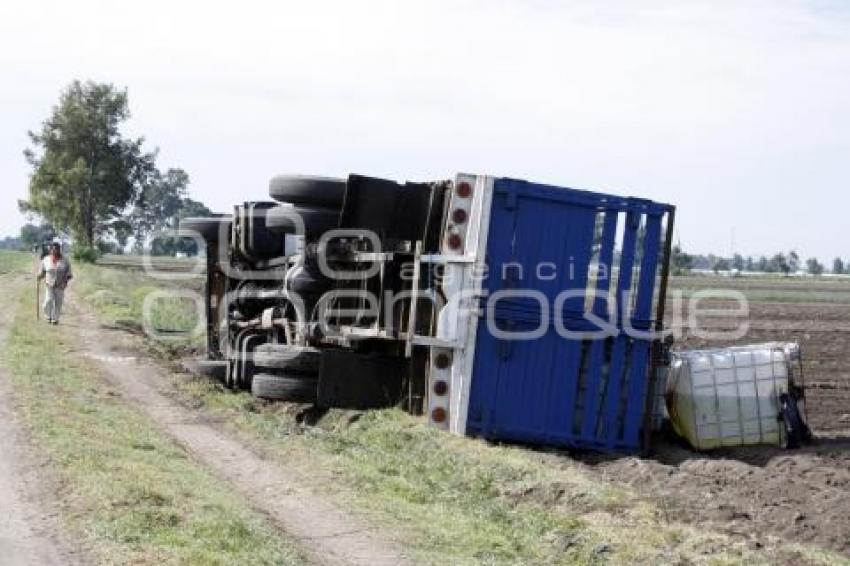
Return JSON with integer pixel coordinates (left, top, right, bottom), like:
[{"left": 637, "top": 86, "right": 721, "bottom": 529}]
[{"left": 465, "top": 178, "right": 672, "bottom": 452}]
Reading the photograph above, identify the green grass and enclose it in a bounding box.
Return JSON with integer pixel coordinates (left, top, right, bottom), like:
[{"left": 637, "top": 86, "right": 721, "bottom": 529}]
[
  {"left": 669, "top": 275, "right": 850, "bottom": 305},
  {"left": 0, "top": 250, "right": 31, "bottom": 275},
  {"left": 2, "top": 282, "right": 307, "bottom": 565},
  {"left": 174, "top": 378, "right": 831, "bottom": 566},
  {"left": 671, "top": 286, "right": 850, "bottom": 305},
  {"left": 74, "top": 262, "right": 205, "bottom": 357}
]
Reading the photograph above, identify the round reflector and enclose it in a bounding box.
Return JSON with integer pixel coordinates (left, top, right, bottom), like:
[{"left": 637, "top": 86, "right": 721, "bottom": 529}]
[
  {"left": 447, "top": 234, "right": 463, "bottom": 250},
  {"left": 433, "top": 380, "right": 448, "bottom": 396},
  {"left": 456, "top": 181, "right": 472, "bottom": 198},
  {"left": 452, "top": 208, "right": 468, "bottom": 224},
  {"left": 434, "top": 352, "right": 451, "bottom": 369},
  {"left": 431, "top": 407, "right": 447, "bottom": 423}
]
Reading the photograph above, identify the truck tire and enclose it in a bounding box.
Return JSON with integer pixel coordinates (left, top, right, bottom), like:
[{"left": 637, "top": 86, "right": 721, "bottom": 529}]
[
  {"left": 236, "top": 202, "right": 284, "bottom": 261},
  {"left": 253, "top": 344, "right": 321, "bottom": 373},
  {"left": 269, "top": 175, "right": 347, "bottom": 208},
  {"left": 180, "top": 215, "right": 231, "bottom": 243},
  {"left": 265, "top": 204, "right": 339, "bottom": 237},
  {"left": 251, "top": 373, "right": 318, "bottom": 403}
]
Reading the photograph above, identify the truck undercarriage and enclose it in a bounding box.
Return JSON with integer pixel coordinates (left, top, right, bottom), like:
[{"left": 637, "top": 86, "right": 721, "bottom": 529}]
[{"left": 186, "top": 174, "right": 450, "bottom": 413}]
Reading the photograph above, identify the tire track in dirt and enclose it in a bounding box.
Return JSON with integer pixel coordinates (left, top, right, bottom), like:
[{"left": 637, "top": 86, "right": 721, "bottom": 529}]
[
  {"left": 0, "top": 274, "right": 81, "bottom": 565},
  {"left": 63, "top": 290, "right": 410, "bottom": 566}
]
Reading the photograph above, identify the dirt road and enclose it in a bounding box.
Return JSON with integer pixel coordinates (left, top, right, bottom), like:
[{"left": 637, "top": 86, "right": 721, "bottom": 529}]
[
  {"left": 0, "top": 276, "right": 78, "bottom": 565},
  {"left": 0, "top": 386, "right": 69, "bottom": 565},
  {"left": 62, "top": 291, "right": 410, "bottom": 566}
]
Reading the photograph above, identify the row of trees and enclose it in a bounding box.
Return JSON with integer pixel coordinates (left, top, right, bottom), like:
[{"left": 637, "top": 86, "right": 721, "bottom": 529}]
[
  {"left": 19, "top": 80, "right": 213, "bottom": 257},
  {"left": 672, "top": 246, "right": 840, "bottom": 276},
  {"left": 0, "top": 222, "right": 57, "bottom": 252}
]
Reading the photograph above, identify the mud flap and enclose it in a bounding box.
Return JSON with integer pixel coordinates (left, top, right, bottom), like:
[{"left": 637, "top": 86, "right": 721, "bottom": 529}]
[{"left": 317, "top": 350, "right": 406, "bottom": 410}]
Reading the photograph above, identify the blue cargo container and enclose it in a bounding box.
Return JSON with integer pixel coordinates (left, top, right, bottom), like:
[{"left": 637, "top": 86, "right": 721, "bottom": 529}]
[
  {"left": 423, "top": 174, "right": 675, "bottom": 453},
  {"left": 196, "top": 171, "right": 674, "bottom": 455}
]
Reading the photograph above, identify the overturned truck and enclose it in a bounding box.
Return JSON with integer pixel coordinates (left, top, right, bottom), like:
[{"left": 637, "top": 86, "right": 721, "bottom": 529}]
[{"left": 182, "top": 173, "right": 809, "bottom": 454}]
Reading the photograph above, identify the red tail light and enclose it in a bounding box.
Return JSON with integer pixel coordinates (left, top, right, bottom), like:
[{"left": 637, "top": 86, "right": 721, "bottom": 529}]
[
  {"left": 456, "top": 181, "right": 472, "bottom": 198},
  {"left": 431, "top": 407, "right": 447, "bottom": 423}
]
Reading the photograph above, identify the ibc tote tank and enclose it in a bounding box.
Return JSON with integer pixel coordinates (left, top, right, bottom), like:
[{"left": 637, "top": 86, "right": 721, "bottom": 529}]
[{"left": 666, "top": 343, "right": 801, "bottom": 449}]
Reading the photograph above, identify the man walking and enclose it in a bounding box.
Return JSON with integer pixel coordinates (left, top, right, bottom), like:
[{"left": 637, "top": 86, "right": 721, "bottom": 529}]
[{"left": 37, "top": 243, "right": 73, "bottom": 325}]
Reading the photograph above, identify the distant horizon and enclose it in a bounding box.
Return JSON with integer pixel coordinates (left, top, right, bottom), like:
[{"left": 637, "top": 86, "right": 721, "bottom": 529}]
[
  {"left": 4, "top": 212, "right": 846, "bottom": 265},
  {"left": 686, "top": 248, "right": 847, "bottom": 265}
]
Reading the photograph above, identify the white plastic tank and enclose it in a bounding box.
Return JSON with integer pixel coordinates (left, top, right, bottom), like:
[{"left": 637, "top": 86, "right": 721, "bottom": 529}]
[{"left": 666, "top": 343, "right": 801, "bottom": 450}]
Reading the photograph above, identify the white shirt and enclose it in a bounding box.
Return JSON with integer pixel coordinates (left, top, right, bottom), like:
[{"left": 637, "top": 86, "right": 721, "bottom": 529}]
[{"left": 40, "top": 256, "right": 73, "bottom": 289}]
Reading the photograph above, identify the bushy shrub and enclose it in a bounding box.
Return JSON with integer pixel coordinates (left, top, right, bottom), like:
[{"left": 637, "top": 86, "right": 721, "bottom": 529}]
[{"left": 72, "top": 246, "right": 100, "bottom": 263}]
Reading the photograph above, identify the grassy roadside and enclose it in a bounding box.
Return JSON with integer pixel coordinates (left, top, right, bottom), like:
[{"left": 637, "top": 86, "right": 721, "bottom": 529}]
[
  {"left": 74, "top": 261, "right": 205, "bottom": 357},
  {"left": 2, "top": 251, "right": 203, "bottom": 354},
  {"left": 71, "top": 258, "right": 845, "bottom": 564},
  {"left": 176, "top": 383, "right": 844, "bottom": 566},
  {"left": 0, "top": 250, "right": 32, "bottom": 274},
  {"left": 1, "top": 278, "right": 307, "bottom": 565}
]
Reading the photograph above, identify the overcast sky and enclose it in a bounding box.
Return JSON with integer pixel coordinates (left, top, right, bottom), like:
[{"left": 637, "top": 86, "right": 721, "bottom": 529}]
[{"left": 1, "top": 1, "right": 848, "bottom": 261}]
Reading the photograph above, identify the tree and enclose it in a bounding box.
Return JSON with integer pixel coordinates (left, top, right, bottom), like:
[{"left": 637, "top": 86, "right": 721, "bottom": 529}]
[
  {"left": 0, "top": 236, "right": 24, "bottom": 251},
  {"left": 767, "top": 253, "right": 789, "bottom": 275},
  {"left": 154, "top": 198, "right": 214, "bottom": 256},
  {"left": 22, "top": 80, "right": 155, "bottom": 249},
  {"left": 713, "top": 257, "right": 731, "bottom": 273},
  {"left": 755, "top": 256, "right": 768, "bottom": 272},
  {"left": 690, "top": 254, "right": 711, "bottom": 270},
  {"left": 128, "top": 166, "right": 215, "bottom": 255},
  {"left": 806, "top": 258, "right": 824, "bottom": 276},
  {"left": 670, "top": 244, "right": 693, "bottom": 275},
  {"left": 19, "top": 222, "right": 57, "bottom": 249},
  {"left": 788, "top": 250, "right": 800, "bottom": 273},
  {"left": 745, "top": 256, "right": 755, "bottom": 271},
  {"left": 145, "top": 195, "right": 213, "bottom": 256},
  {"left": 130, "top": 167, "right": 191, "bottom": 245},
  {"left": 833, "top": 258, "right": 845, "bottom": 275},
  {"left": 731, "top": 253, "right": 744, "bottom": 271},
  {"left": 177, "top": 198, "right": 213, "bottom": 220},
  {"left": 110, "top": 219, "right": 134, "bottom": 251}
]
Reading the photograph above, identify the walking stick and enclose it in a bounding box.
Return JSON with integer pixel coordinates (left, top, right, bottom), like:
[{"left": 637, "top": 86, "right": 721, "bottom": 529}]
[{"left": 35, "top": 258, "right": 40, "bottom": 321}]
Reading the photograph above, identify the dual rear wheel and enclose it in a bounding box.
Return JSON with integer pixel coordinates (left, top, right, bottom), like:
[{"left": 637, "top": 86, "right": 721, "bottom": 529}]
[
  {"left": 250, "top": 344, "right": 320, "bottom": 403},
  {"left": 210, "top": 177, "right": 349, "bottom": 402}
]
